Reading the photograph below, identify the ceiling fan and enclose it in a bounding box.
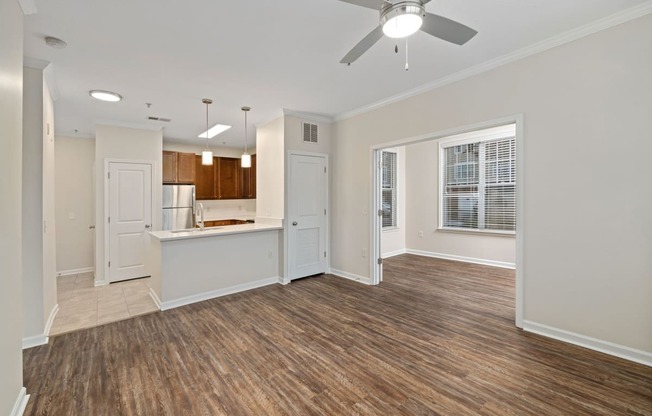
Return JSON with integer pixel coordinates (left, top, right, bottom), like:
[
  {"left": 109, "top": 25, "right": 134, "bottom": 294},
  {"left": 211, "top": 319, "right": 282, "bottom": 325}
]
[{"left": 338, "top": 0, "right": 478, "bottom": 64}]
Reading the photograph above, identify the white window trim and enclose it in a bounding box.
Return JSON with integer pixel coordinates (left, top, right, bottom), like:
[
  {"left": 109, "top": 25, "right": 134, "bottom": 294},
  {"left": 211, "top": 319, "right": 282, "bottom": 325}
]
[{"left": 438, "top": 124, "right": 516, "bottom": 235}]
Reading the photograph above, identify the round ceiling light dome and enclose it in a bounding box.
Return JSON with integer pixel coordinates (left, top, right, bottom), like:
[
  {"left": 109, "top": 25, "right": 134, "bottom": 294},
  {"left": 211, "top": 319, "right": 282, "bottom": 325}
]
[
  {"left": 380, "top": 1, "right": 425, "bottom": 39},
  {"left": 89, "top": 90, "right": 122, "bottom": 102}
]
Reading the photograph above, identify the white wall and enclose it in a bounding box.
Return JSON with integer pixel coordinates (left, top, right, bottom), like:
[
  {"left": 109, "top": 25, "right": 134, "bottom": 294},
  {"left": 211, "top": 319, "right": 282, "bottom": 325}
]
[
  {"left": 284, "top": 115, "right": 332, "bottom": 154},
  {"left": 404, "top": 141, "right": 515, "bottom": 264},
  {"left": 95, "top": 124, "right": 163, "bottom": 285},
  {"left": 0, "top": 0, "right": 25, "bottom": 412},
  {"left": 21, "top": 66, "right": 58, "bottom": 344},
  {"left": 256, "top": 116, "right": 284, "bottom": 221},
  {"left": 55, "top": 137, "right": 95, "bottom": 273},
  {"left": 381, "top": 147, "right": 406, "bottom": 257},
  {"left": 332, "top": 15, "right": 652, "bottom": 355}
]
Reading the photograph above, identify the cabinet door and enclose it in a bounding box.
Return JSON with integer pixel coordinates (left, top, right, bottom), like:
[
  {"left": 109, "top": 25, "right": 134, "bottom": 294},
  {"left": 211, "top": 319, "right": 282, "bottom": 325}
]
[
  {"left": 216, "top": 157, "right": 240, "bottom": 199},
  {"left": 162, "top": 151, "right": 178, "bottom": 183},
  {"left": 176, "top": 152, "right": 196, "bottom": 184},
  {"left": 239, "top": 154, "right": 257, "bottom": 199},
  {"left": 195, "top": 155, "right": 216, "bottom": 199}
]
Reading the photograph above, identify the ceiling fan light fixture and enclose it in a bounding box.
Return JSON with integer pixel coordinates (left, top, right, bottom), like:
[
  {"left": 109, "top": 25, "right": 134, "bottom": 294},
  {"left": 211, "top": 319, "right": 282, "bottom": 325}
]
[{"left": 380, "top": 2, "right": 425, "bottom": 39}]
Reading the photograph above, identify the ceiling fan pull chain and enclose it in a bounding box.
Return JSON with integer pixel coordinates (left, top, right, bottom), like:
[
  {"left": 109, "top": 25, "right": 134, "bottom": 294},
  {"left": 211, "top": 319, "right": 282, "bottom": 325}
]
[
  {"left": 405, "top": 38, "right": 409, "bottom": 71},
  {"left": 395, "top": 44, "right": 398, "bottom": 54}
]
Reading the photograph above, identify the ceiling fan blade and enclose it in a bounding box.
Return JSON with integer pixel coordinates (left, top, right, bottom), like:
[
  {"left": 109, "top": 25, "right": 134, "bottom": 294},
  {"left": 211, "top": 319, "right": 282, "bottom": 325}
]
[
  {"left": 337, "top": 0, "right": 384, "bottom": 10},
  {"left": 420, "top": 13, "right": 478, "bottom": 45},
  {"left": 421, "top": 0, "right": 432, "bottom": 3},
  {"left": 340, "top": 26, "right": 384, "bottom": 64}
]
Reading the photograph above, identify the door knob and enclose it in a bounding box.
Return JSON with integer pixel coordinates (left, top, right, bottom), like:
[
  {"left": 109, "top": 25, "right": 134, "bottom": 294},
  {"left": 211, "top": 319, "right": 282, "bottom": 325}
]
[
  {"left": 145, "top": 224, "right": 151, "bottom": 229},
  {"left": 89, "top": 225, "right": 95, "bottom": 229},
  {"left": 292, "top": 221, "right": 298, "bottom": 226}
]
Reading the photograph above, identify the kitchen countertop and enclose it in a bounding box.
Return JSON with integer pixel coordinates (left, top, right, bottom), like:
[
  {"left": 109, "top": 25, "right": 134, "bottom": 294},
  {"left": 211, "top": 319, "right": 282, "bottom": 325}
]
[{"left": 149, "top": 222, "right": 281, "bottom": 242}]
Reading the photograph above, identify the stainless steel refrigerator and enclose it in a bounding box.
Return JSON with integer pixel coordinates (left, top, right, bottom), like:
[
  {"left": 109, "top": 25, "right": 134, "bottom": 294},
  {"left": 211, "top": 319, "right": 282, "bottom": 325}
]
[{"left": 162, "top": 185, "right": 195, "bottom": 230}]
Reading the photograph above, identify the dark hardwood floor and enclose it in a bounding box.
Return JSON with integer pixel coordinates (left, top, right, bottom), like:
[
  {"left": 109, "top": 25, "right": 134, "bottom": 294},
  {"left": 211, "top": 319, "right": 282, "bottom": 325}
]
[{"left": 23, "top": 255, "right": 652, "bottom": 415}]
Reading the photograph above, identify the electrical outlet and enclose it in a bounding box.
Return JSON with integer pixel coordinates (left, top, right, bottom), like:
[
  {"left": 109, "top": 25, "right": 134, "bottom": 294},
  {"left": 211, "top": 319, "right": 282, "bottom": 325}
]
[
  {"left": 362, "top": 248, "right": 367, "bottom": 258},
  {"left": 268, "top": 251, "right": 273, "bottom": 259},
  {"left": 418, "top": 230, "right": 424, "bottom": 238},
  {"left": 362, "top": 208, "right": 367, "bottom": 215}
]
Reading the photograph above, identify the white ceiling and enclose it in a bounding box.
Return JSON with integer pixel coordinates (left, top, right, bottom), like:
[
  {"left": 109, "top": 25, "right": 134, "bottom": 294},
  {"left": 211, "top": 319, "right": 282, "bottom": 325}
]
[{"left": 23, "top": 0, "right": 648, "bottom": 148}]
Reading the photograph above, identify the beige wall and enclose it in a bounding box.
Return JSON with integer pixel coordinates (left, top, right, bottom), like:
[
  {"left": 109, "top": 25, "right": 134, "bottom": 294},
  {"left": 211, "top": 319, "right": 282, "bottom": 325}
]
[
  {"left": 256, "top": 116, "right": 285, "bottom": 220},
  {"left": 284, "top": 115, "right": 332, "bottom": 154},
  {"left": 332, "top": 15, "right": 652, "bottom": 353},
  {"left": 95, "top": 125, "right": 163, "bottom": 284},
  {"left": 55, "top": 137, "right": 95, "bottom": 273},
  {"left": 0, "top": 0, "right": 25, "bottom": 412},
  {"left": 404, "top": 141, "right": 515, "bottom": 264},
  {"left": 21, "top": 66, "right": 58, "bottom": 342}
]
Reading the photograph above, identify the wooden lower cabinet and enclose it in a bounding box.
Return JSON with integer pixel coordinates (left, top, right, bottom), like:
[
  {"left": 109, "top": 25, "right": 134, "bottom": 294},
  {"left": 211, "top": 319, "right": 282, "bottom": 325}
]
[{"left": 201, "top": 219, "right": 248, "bottom": 227}]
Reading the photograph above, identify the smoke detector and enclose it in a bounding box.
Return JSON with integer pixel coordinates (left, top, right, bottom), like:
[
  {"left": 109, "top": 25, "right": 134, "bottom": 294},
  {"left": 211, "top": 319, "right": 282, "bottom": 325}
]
[{"left": 45, "top": 36, "right": 67, "bottom": 49}]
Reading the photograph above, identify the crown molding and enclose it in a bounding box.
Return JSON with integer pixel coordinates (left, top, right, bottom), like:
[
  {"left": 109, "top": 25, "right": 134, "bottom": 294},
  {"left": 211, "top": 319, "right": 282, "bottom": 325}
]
[
  {"left": 23, "top": 56, "right": 49, "bottom": 70},
  {"left": 94, "top": 119, "right": 164, "bottom": 132},
  {"left": 283, "top": 109, "right": 334, "bottom": 124},
  {"left": 18, "top": 0, "right": 37, "bottom": 15},
  {"left": 334, "top": 1, "right": 652, "bottom": 122}
]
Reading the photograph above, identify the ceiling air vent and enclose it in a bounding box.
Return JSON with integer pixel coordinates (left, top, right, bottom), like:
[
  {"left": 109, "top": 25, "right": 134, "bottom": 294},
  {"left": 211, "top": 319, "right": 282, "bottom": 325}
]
[
  {"left": 302, "top": 122, "right": 318, "bottom": 144},
  {"left": 147, "top": 116, "right": 172, "bottom": 122}
]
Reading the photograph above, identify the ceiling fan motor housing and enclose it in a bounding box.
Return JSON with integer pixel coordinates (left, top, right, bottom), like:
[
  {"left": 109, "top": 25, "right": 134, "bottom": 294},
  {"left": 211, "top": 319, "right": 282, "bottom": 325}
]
[{"left": 380, "top": 1, "right": 426, "bottom": 38}]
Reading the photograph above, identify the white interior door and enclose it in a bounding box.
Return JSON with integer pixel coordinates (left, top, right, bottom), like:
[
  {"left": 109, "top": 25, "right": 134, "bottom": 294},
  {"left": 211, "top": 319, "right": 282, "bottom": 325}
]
[
  {"left": 108, "top": 162, "right": 152, "bottom": 283},
  {"left": 288, "top": 153, "right": 327, "bottom": 280}
]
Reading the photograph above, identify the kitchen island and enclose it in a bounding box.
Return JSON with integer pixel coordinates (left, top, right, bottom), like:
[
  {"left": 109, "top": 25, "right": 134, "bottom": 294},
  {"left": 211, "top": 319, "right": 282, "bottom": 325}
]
[{"left": 148, "top": 222, "right": 282, "bottom": 310}]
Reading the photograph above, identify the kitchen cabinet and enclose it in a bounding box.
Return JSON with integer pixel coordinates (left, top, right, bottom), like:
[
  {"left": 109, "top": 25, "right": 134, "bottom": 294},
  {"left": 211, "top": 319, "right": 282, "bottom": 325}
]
[
  {"left": 195, "top": 155, "right": 255, "bottom": 200},
  {"left": 240, "top": 154, "right": 256, "bottom": 199},
  {"left": 200, "top": 219, "right": 249, "bottom": 227},
  {"left": 163, "top": 151, "right": 196, "bottom": 184},
  {"left": 216, "top": 157, "right": 240, "bottom": 199},
  {"left": 195, "top": 155, "right": 217, "bottom": 199}
]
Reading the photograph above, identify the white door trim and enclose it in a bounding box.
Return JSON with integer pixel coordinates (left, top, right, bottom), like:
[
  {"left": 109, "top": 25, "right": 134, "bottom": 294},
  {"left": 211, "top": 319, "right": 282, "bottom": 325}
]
[
  {"left": 370, "top": 114, "right": 524, "bottom": 328},
  {"left": 103, "top": 158, "right": 155, "bottom": 286},
  {"left": 284, "top": 150, "right": 330, "bottom": 282}
]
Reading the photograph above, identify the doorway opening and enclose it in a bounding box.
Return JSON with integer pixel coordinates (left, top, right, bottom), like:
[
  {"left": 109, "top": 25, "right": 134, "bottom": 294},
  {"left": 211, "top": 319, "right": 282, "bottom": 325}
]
[{"left": 371, "top": 115, "right": 524, "bottom": 328}]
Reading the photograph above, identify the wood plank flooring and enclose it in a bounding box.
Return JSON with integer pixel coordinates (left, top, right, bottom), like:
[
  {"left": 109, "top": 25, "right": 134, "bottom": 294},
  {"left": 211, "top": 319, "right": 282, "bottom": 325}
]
[{"left": 23, "top": 255, "right": 652, "bottom": 415}]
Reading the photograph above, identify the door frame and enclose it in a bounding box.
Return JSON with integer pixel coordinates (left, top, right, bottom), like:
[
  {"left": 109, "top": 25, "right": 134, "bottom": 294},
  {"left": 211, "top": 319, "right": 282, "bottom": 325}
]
[
  {"left": 370, "top": 114, "right": 524, "bottom": 328},
  {"left": 284, "top": 150, "right": 330, "bottom": 284},
  {"left": 103, "top": 158, "right": 155, "bottom": 286}
]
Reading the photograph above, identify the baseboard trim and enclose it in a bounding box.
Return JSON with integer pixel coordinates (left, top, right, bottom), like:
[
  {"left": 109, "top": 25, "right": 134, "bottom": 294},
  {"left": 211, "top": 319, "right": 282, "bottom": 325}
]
[
  {"left": 406, "top": 249, "right": 515, "bottom": 269},
  {"left": 159, "top": 277, "right": 280, "bottom": 311},
  {"left": 330, "top": 269, "right": 373, "bottom": 285},
  {"left": 22, "top": 334, "right": 48, "bottom": 350},
  {"left": 278, "top": 277, "right": 290, "bottom": 285},
  {"left": 523, "top": 320, "right": 652, "bottom": 367},
  {"left": 148, "top": 288, "right": 162, "bottom": 310},
  {"left": 383, "top": 249, "right": 407, "bottom": 258},
  {"left": 57, "top": 267, "right": 94, "bottom": 277},
  {"left": 44, "top": 304, "right": 59, "bottom": 336},
  {"left": 94, "top": 279, "right": 108, "bottom": 287},
  {"left": 11, "top": 387, "right": 29, "bottom": 416}
]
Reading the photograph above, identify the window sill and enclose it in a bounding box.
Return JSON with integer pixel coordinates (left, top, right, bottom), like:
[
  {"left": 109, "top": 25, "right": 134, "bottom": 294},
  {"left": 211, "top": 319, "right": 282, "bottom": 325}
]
[
  {"left": 437, "top": 227, "right": 515, "bottom": 237},
  {"left": 382, "top": 226, "right": 400, "bottom": 232}
]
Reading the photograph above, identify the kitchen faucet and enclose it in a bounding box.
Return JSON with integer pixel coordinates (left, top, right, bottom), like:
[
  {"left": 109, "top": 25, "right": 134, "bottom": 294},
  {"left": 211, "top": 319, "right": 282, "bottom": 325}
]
[{"left": 196, "top": 202, "right": 204, "bottom": 231}]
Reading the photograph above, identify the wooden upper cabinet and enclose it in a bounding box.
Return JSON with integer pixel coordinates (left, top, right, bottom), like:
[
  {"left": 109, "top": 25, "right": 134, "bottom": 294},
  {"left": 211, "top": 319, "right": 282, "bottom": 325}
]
[
  {"left": 216, "top": 157, "right": 240, "bottom": 199},
  {"left": 195, "top": 155, "right": 216, "bottom": 200},
  {"left": 162, "top": 151, "right": 177, "bottom": 183},
  {"left": 240, "top": 154, "right": 256, "bottom": 199},
  {"left": 163, "top": 151, "right": 196, "bottom": 184},
  {"left": 176, "top": 152, "right": 196, "bottom": 184}
]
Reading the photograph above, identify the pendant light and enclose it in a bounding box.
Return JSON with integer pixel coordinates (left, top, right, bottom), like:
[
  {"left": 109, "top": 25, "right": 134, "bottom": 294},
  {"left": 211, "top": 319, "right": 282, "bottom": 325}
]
[
  {"left": 201, "top": 98, "right": 213, "bottom": 165},
  {"left": 241, "top": 106, "right": 251, "bottom": 168}
]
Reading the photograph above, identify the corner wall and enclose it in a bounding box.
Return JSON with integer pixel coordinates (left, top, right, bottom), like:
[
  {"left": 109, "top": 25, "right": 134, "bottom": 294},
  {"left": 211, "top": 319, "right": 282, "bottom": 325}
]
[
  {"left": 332, "top": 15, "right": 652, "bottom": 356},
  {"left": 0, "top": 0, "right": 26, "bottom": 413}
]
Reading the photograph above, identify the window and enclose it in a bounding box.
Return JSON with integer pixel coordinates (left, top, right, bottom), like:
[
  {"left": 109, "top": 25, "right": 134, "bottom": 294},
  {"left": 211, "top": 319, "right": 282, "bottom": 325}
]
[
  {"left": 440, "top": 124, "right": 516, "bottom": 233},
  {"left": 381, "top": 150, "right": 397, "bottom": 228}
]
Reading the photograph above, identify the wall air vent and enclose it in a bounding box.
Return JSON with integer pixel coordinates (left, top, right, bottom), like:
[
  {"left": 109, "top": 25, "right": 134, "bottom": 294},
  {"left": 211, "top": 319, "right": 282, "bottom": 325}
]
[
  {"left": 147, "top": 116, "right": 172, "bottom": 122},
  {"left": 302, "top": 122, "right": 318, "bottom": 144}
]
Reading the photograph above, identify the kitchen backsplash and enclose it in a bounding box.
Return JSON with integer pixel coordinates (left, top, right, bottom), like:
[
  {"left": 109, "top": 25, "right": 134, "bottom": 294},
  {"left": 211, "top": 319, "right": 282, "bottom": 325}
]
[{"left": 199, "top": 199, "right": 256, "bottom": 220}]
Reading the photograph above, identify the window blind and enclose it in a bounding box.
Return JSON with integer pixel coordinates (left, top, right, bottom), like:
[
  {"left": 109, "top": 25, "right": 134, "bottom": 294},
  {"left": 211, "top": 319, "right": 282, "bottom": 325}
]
[
  {"left": 441, "top": 126, "right": 515, "bottom": 232},
  {"left": 382, "top": 151, "right": 397, "bottom": 228}
]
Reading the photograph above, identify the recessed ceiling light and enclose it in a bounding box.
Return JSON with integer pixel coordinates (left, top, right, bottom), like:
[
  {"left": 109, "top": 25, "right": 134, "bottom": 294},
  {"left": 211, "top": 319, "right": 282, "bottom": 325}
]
[
  {"left": 198, "top": 123, "right": 231, "bottom": 139},
  {"left": 89, "top": 90, "right": 122, "bottom": 102}
]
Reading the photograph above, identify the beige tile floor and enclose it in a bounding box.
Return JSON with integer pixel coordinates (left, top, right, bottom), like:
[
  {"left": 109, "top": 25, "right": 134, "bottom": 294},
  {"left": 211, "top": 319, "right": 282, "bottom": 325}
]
[{"left": 50, "top": 272, "right": 159, "bottom": 335}]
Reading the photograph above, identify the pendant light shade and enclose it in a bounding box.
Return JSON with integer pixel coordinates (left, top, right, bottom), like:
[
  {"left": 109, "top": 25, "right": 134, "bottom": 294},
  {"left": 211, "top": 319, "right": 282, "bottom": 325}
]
[
  {"left": 241, "top": 106, "right": 251, "bottom": 168},
  {"left": 201, "top": 98, "right": 213, "bottom": 166}
]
